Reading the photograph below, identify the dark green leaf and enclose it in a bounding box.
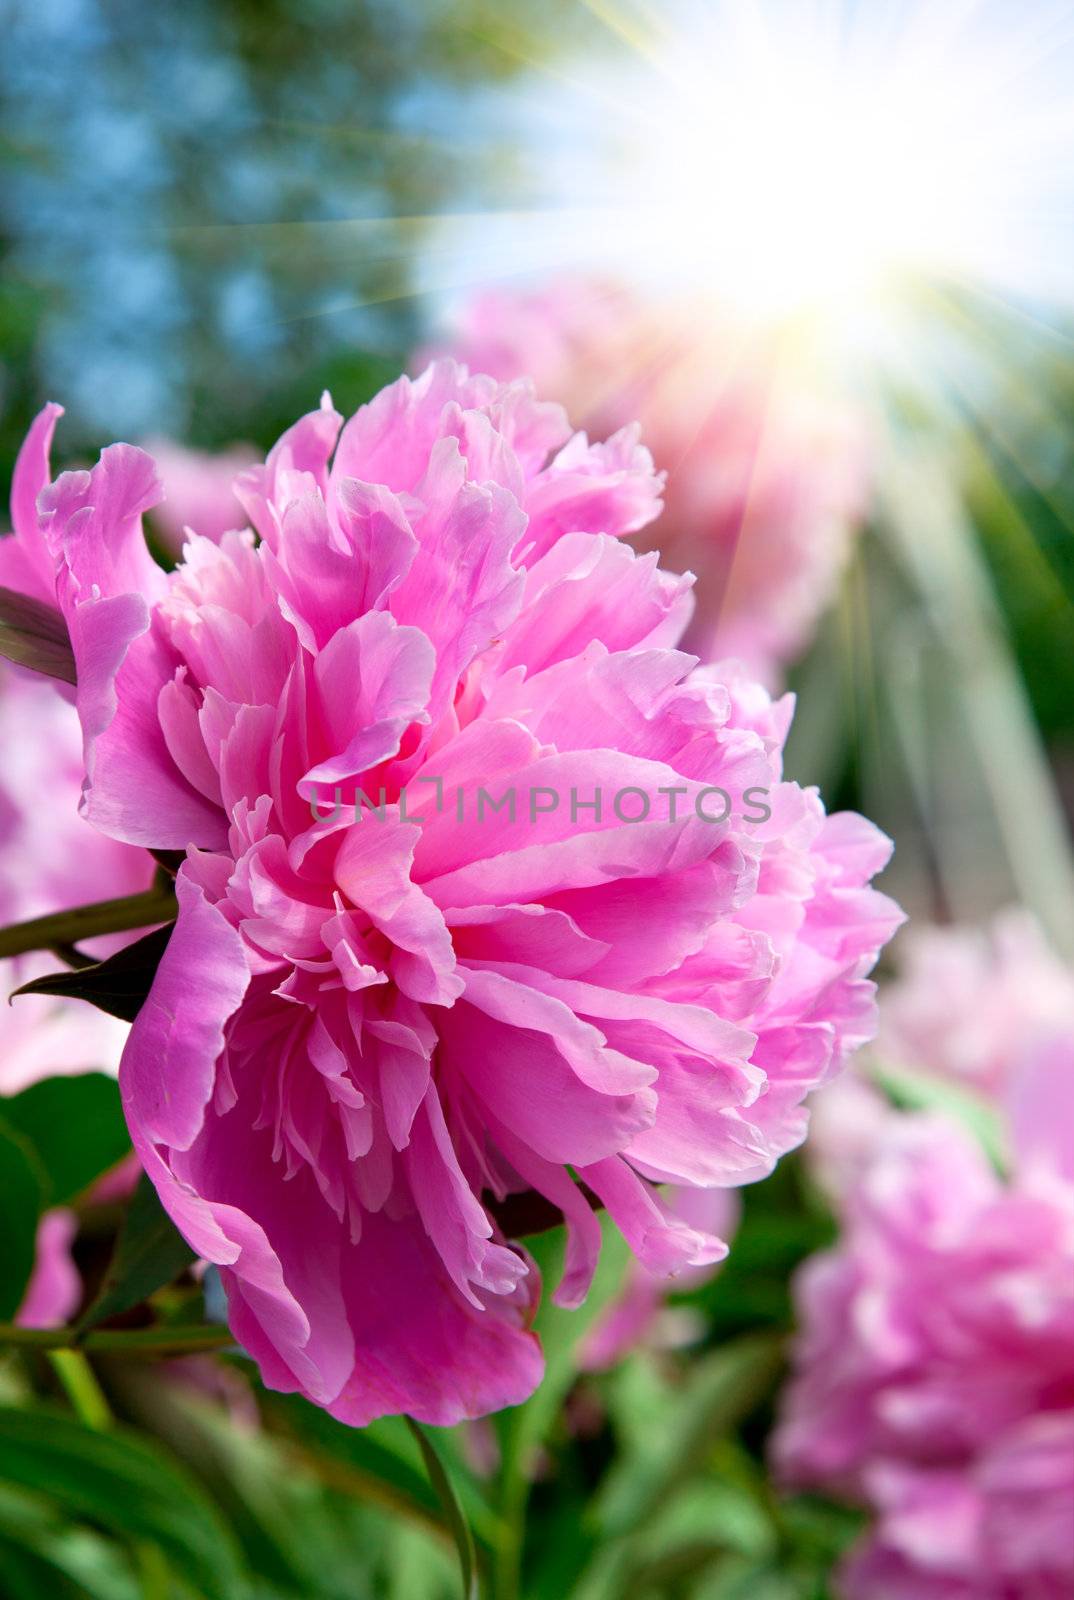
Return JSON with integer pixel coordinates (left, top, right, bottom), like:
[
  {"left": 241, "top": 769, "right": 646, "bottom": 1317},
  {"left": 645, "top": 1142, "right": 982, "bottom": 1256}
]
[
  {"left": 2, "top": 1074, "right": 130, "bottom": 1207},
  {"left": 0, "top": 1530, "right": 117, "bottom": 1600},
  {"left": 0, "top": 1405, "right": 246, "bottom": 1600},
  {"left": 0, "top": 584, "right": 76, "bottom": 684},
  {"left": 79, "top": 1173, "right": 195, "bottom": 1330},
  {"left": 11, "top": 922, "right": 175, "bottom": 1023},
  {"left": 405, "top": 1418, "right": 479, "bottom": 1600},
  {"left": 0, "top": 1120, "right": 45, "bottom": 1320},
  {"left": 0, "top": 1484, "right": 138, "bottom": 1600}
]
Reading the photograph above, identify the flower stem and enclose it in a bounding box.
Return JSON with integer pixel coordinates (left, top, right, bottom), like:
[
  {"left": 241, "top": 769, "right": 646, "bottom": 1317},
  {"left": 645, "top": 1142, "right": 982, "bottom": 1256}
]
[
  {"left": 47, "top": 1348, "right": 113, "bottom": 1429},
  {"left": 0, "top": 881, "right": 177, "bottom": 960},
  {"left": 0, "top": 1322, "right": 233, "bottom": 1357},
  {"left": 405, "top": 1417, "right": 481, "bottom": 1600}
]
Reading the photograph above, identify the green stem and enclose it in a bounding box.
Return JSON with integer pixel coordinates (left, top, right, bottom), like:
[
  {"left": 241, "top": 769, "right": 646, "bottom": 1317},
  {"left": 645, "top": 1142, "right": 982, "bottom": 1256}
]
[
  {"left": 48, "top": 942, "right": 97, "bottom": 970},
  {"left": 406, "top": 1417, "right": 481, "bottom": 1600},
  {"left": 135, "top": 1541, "right": 171, "bottom": 1600},
  {"left": 0, "top": 1322, "right": 232, "bottom": 1357},
  {"left": 0, "top": 883, "right": 177, "bottom": 960},
  {"left": 46, "top": 1349, "right": 113, "bottom": 1429}
]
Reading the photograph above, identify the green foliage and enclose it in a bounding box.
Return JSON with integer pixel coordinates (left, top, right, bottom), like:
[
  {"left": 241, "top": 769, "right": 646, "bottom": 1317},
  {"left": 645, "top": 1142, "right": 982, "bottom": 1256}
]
[
  {"left": 0, "top": 1123, "right": 44, "bottom": 1321},
  {"left": 0, "top": 1406, "right": 246, "bottom": 1598},
  {"left": 2, "top": 1074, "right": 131, "bottom": 1209}
]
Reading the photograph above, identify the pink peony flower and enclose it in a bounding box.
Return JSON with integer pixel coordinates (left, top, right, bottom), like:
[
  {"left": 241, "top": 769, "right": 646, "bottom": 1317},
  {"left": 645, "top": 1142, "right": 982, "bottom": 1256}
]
[
  {"left": 0, "top": 664, "right": 155, "bottom": 1094},
  {"left": 428, "top": 278, "right": 868, "bottom": 682},
  {"left": 16, "top": 1208, "right": 81, "bottom": 1328},
  {"left": 804, "top": 912, "right": 1073, "bottom": 1205},
  {"left": 143, "top": 438, "right": 260, "bottom": 555},
  {"left": 774, "top": 1038, "right": 1074, "bottom": 1598},
  {"left": 879, "top": 909, "right": 1074, "bottom": 1095},
  {"left": 838, "top": 1415, "right": 1074, "bottom": 1599},
  {"left": 799, "top": 1068, "right": 895, "bottom": 1207},
  {"left": 3, "top": 366, "right": 900, "bottom": 1425}
]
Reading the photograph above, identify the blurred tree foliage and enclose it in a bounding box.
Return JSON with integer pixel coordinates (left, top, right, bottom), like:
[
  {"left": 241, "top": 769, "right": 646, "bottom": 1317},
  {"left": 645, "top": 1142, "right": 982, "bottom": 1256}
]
[{"left": 0, "top": 0, "right": 570, "bottom": 490}]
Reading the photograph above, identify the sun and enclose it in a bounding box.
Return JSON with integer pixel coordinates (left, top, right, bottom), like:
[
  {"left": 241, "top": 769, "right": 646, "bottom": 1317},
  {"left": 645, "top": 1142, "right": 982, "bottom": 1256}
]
[
  {"left": 492, "top": 0, "right": 1074, "bottom": 337},
  {"left": 588, "top": 0, "right": 1073, "bottom": 334}
]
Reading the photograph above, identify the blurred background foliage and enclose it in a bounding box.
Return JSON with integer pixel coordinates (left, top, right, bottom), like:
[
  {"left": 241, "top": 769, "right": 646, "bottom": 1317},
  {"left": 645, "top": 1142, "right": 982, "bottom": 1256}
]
[
  {"left": 0, "top": 0, "right": 543, "bottom": 462},
  {"left": 0, "top": 2, "right": 1071, "bottom": 1598}
]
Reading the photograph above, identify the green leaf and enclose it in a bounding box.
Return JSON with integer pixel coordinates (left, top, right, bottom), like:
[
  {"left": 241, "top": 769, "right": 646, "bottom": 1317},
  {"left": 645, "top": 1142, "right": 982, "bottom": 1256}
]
[
  {"left": 0, "top": 1483, "right": 139, "bottom": 1600},
  {"left": 10, "top": 922, "right": 175, "bottom": 1023},
  {"left": 114, "top": 1383, "right": 380, "bottom": 1600},
  {"left": 499, "top": 1218, "right": 631, "bottom": 1490},
  {"left": 0, "top": 1405, "right": 246, "bottom": 1600},
  {"left": 594, "top": 1334, "right": 786, "bottom": 1538},
  {"left": 0, "top": 1529, "right": 124, "bottom": 1600},
  {"left": 406, "top": 1418, "right": 479, "bottom": 1600},
  {"left": 79, "top": 1173, "right": 195, "bottom": 1331},
  {"left": 0, "top": 585, "right": 76, "bottom": 684},
  {"left": 0, "top": 1120, "right": 46, "bottom": 1320},
  {"left": 384, "top": 1523, "right": 460, "bottom": 1600},
  {"left": 2, "top": 1074, "right": 130, "bottom": 1207}
]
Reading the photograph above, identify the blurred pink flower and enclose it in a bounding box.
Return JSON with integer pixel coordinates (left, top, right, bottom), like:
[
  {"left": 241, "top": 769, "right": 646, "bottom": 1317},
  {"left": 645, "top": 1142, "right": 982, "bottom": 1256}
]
[
  {"left": 800, "top": 1068, "right": 895, "bottom": 1207},
  {"left": 2, "top": 368, "right": 900, "bottom": 1425},
  {"left": 87, "top": 1150, "right": 142, "bottom": 1204},
  {"left": 428, "top": 278, "right": 868, "bottom": 682},
  {"left": 774, "top": 1038, "right": 1074, "bottom": 1597},
  {"left": 839, "top": 1414, "right": 1074, "bottom": 1599},
  {"left": 879, "top": 909, "right": 1074, "bottom": 1095},
  {"left": 143, "top": 438, "right": 259, "bottom": 554},
  {"left": 16, "top": 1208, "right": 81, "bottom": 1328},
  {"left": 805, "top": 910, "right": 1074, "bottom": 1205},
  {"left": 0, "top": 665, "right": 155, "bottom": 1094}
]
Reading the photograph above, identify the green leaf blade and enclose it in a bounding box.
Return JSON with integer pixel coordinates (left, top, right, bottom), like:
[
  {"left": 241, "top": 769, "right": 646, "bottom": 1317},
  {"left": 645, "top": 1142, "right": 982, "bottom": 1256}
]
[{"left": 2, "top": 1074, "right": 130, "bottom": 1207}]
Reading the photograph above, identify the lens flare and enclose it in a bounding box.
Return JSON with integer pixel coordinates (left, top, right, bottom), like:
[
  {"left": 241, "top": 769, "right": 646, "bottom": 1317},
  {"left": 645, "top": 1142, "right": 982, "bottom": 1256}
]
[
  {"left": 433, "top": 0, "right": 1074, "bottom": 347},
  {"left": 606, "top": 0, "right": 1074, "bottom": 323}
]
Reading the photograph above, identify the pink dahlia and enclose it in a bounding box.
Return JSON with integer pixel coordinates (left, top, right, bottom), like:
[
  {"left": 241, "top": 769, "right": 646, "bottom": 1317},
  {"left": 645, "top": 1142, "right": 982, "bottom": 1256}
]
[
  {"left": 428, "top": 278, "right": 868, "bottom": 682},
  {"left": 774, "top": 1040, "right": 1074, "bottom": 1597},
  {"left": 2, "top": 365, "right": 900, "bottom": 1424}
]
